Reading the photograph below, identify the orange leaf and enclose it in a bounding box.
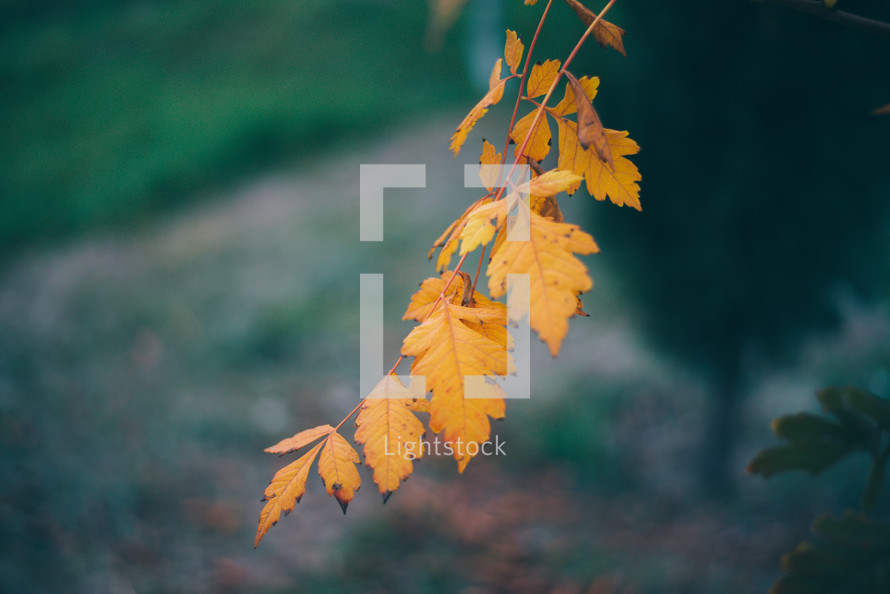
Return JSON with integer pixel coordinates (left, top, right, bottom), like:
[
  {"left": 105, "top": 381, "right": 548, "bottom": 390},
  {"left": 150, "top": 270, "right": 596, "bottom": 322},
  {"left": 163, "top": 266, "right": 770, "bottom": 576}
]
[
  {"left": 479, "top": 139, "right": 503, "bottom": 192},
  {"left": 555, "top": 119, "right": 592, "bottom": 195},
  {"left": 592, "top": 19, "right": 626, "bottom": 56},
  {"left": 532, "top": 194, "right": 564, "bottom": 222},
  {"left": 550, "top": 75, "right": 599, "bottom": 117},
  {"left": 488, "top": 210, "right": 599, "bottom": 356},
  {"left": 564, "top": 0, "right": 627, "bottom": 56},
  {"left": 355, "top": 376, "right": 428, "bottom": 502},
  {"left": 523, "top": 169, "right": 580, "bottom": 222},
  {"left": 255, "top": 441, "right": 324, "bottom": 547},
  {"left": 459, "top": 199, "right": 506, "bottom": 256},
  {"left": 404, "top": 272, "right": 502, "bottom": 322},
  {"left": 524, "top": 168, "right": 584, "bottom": 198},
  {"left": 584, "top": 129, "right": 641, "bottom": 210},
  {"left": 504, "top": 30, "right": 524, "bottom": 76},
  {"left": 429, "top": 197, "right": 490, "bottom": 271},
  {"left": 317, "top": 432, "right": 362, "bottom": 513},
  {"left": 264, "top": 424, "right": 334, "bottom": 455},
  {"left": 565, "top": 71, "right": 614, "bottom": 171},
  {"left": 449, "top": 59, "right": 507, "bottom": 155},
  {"left": 525, "top": 59, "right": 561, "bottom": 98},
  {"left": 525, "top": 0, "right": 539, "bottom": 5},
  {"left": 401, "top": 300, "right": 509, "bottom": 472},
  {"left": 511, "top": 110, "right": 552, "bottom": 161}
]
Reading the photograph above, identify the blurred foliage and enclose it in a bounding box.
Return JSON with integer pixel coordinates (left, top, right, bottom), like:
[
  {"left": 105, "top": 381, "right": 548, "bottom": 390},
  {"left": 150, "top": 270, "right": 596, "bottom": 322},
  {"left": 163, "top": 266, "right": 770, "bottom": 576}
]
[
  {"left": 749, "top": 386, "right": 890, "bottom": 593},
  {"left": 0, "top": 0, "right": 471, "bottom": 253},
  {"left": 571, "top": 0, "right": 890, "bottom": 491}
]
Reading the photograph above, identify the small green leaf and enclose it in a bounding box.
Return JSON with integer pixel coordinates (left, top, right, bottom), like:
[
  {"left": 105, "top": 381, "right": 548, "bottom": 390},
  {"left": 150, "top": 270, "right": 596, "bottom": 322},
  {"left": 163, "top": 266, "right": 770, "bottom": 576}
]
[
  {"left": 845, "top": 387, "right": 890, "bottom": 430},
  {"left": 818, "top": 385, "right": 890, "bottom": 433},
  {"left": 817, "top": 387, "right": 845, "bottom": 414},
  {"left": 780, "top": 540, "right": 863, "bottom": 575},
  {"left": 812, "top": 511, "right": 890, "bottom": 552},
  {"left": 771, "top": 512, "right": 890, "bottom": 594},
  {"left": 746, "top": 442, "right": 853, "bottom": 477},
  {"left": 771, "top": 412, "right": 849, "bottom": 444}
]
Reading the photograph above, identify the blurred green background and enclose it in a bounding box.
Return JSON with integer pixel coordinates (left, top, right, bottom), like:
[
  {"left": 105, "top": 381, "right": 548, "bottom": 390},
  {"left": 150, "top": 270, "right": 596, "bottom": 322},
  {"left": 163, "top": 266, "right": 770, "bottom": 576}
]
[
  {"left": 1, "top": 1, "right": 889, "bottom": 592},
  {"left": 0, "top": 0, "right": 473, "bottom": 251}
]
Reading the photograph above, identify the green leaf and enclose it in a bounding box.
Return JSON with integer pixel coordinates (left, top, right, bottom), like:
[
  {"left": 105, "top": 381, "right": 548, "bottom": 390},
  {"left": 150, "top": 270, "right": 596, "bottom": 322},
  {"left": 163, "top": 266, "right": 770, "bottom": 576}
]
[
  {"left": 771, "top": 412, "right": 849, "bottom": 444},
  {"left": 746, "top": 441, "right": 853, "bottom": 477},
  {"left": 845, "top": 387, "right": 890, "bottom": 430},
  {"left": 813, "top": 512, "right": 890, "bottom": 552},
  {"left": 818, "top": 386, "right": 890, "bottom": 432},
  {"left": 780, "top": 540, "right": 864, "bottom": 576},
  {"left": 771, "top": 512, "right": 890, "bottom": 594}
]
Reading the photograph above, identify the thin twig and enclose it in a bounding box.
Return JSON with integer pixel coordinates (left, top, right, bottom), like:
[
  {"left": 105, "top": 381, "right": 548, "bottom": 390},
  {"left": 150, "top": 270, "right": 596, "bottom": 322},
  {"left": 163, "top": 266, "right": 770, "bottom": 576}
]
[{"left": 753, "top": 0, "right": 890, "bottom": 37}]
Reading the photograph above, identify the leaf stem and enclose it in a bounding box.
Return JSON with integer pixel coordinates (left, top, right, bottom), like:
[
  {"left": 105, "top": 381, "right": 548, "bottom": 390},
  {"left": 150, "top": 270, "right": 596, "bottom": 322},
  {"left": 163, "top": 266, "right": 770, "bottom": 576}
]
[
  {"left": 501, "top": 0, "right": 554, "bottom": 163},
  {"left": 500, "top": 0, "right": 619, "bottom": 198}
]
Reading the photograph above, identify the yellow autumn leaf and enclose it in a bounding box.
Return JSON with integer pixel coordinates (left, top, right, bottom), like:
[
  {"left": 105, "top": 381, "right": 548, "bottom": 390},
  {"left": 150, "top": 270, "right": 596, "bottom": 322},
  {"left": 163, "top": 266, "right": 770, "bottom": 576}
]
[
  {"left": 592, "top": 19, "right": 626, "bottom": 56},
  {"left": 584, "top": 129, "right": 641, "bottom": 210},
  {"left": 511, "top": 109, "right": 552, "bottom": 161},
  {"left": 449, "top": 58, "right": 507, "bottom": 155},
  {"left": 459, "top": 199, "right": 507, "bottom": 256},
  {"left": 504, "top": 30, "right": 524, "bottom": 76},
  {"left": 264, "top": 423, "right": 333, "bottom": 455},
  {"left": 521, "top": 169, "right": 584, "bottom": 198},
  {"left": 555, "top": 119, "right": 591, "bottom": 195},
  {"left": 550, "top": 76, "right": 599, "bottom": 117},
  {"left": 255, "top": 441, "right": 324, "bottom": 547},
  {"left": 355, "top": 375, "right": 428, "bottom": 502},
  {"left": 525, "top": 59, "right": 561, "bottom": 98},
  {"left": 488, "top": 210, "right": 599, "bottom": 356},
  {"left": 563, "top": 0, "right": 627, "bottom": 56},
  {"left": 565, "top": 71, "right": 613, "bottom": 171},
  {"left": 531, "top": 193, "right": 564, "bottom": 222},
  {"left": 317, "top": 431, "right": 362, "bottom": 513},
  {"left": 401, "top": 300, "right": 509, "bottom": 472},
  {"left": 521, "top": 169, "right": 581, "bottom": 222},
  {"left": 479, "top": 139, "right": 503, "bottom": 192},
  {"left": 403, "top": 272, "right": 502, "bottom": 322},
  {"left": 429, "top": 197, "right": 490, "bottom": 272}
]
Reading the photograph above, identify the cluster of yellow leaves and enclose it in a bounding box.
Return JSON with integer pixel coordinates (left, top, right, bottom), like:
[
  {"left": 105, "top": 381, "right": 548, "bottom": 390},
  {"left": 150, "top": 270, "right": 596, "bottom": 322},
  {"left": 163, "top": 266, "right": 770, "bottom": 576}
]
[
  {"left": 506, "top": 61, "right": 641, "bottom": 210},
  {"left": 437, "top": 11, "right": 639, "bottom": 356},
  {"left": 255, "top": 273, "right": 511, "bottom": 547},
  {"left": 402, "top": 273, "right": 510, "bottom": 472},
  {"left": 256, "top": 424, "right": 359, "bottom": 546},
  {"left": 256, "top": 1, "right": 639, "bottom": 548}
]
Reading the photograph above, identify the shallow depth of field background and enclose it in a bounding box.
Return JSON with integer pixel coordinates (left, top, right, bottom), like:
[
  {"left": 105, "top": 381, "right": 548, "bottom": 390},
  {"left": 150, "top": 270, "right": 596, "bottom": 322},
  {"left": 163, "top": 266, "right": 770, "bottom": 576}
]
[{"left": 1, "top": 1, "right": 889, "bottom": 592}]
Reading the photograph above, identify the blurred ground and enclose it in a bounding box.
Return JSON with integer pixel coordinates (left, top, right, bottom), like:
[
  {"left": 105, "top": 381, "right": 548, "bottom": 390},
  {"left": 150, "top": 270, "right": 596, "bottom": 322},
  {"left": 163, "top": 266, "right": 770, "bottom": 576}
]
[{"left": 1, "top": 115, "right": 888, "bottom": 593}]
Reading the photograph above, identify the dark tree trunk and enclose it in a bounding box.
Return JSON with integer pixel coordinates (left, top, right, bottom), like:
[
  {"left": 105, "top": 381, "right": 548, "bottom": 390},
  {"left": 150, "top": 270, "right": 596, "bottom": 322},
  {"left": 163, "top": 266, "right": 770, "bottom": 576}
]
[{"left": 701, "top": 359, "right": 741, "bottom": 497}]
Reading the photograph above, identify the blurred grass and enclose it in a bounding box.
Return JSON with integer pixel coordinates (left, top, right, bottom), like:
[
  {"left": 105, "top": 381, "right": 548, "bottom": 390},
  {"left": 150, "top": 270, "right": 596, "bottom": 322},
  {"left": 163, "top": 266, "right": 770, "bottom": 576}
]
[{"left": 0, "top": 0, "right": 472, "bottom": 252}]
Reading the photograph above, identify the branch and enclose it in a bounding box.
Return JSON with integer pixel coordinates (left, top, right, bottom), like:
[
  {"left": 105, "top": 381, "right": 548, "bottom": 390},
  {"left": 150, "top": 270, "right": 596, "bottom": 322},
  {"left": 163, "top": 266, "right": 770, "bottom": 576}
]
[{"left": 753, "top": 0, "right": 890, "bottom": 37}]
